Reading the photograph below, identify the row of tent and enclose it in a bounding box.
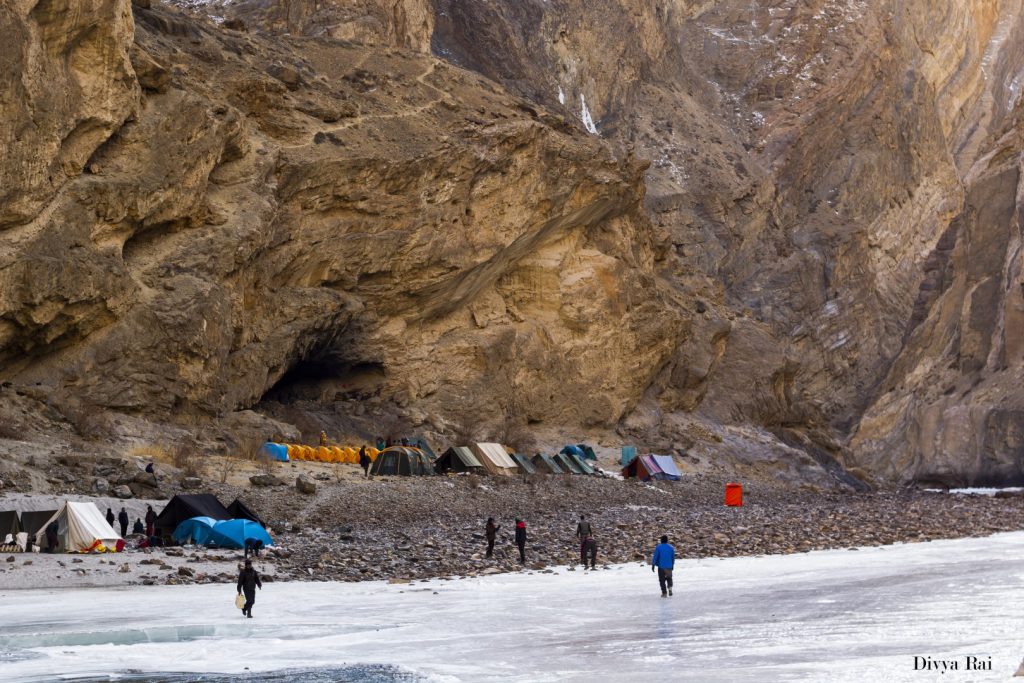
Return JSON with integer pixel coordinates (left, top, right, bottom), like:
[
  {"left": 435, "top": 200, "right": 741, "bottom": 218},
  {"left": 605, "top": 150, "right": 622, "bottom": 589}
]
[
  {"left": 368, "top": 442, "right": 603, "bottom": 477},
  {"left": 263, "top": 443, "right": 380, "bottom": 464},
  {"left": 0, "top": 494, "right": 267, "bottom": 553},
  {"left": 262, "top": 437, "right": 438, "bottom": 464}
]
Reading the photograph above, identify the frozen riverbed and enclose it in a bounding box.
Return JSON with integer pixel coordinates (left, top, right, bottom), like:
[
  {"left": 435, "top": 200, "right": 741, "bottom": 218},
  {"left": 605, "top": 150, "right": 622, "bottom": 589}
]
[{"left": 3, "top": 532, "right": 1024, "bottom": 682}]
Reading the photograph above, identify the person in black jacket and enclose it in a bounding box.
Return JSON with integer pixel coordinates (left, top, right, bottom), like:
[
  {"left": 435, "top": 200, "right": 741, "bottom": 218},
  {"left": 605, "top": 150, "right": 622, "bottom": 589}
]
[
  {"left": 237, "top": 559, "right": 262, "bottom": 618},
  {"left": 132, "top": 518, "right": 145, "bottom": 535},
  {"left": 359, "top": 446, "right": 371, "bottom": 478},
  {"left": 514, "top": 518, "right": 527, "bottom": 563},
  {"left": 581, "top": 534, "right": 598, "bottom": 570},
  {"left": 117, "top": 507, "right": 129, "bottom": 538},
  {"left": 144, "top": 505, "right": 156, "bottom": 537},
  {"left": 485, "top": 517, "right": 499, "bottom": 558},
  {"left": 105, "top": 508, "right": 115, "bottom": 528},
  {"left": 45, "top": 521, "right": 59, "bottom": 552}
]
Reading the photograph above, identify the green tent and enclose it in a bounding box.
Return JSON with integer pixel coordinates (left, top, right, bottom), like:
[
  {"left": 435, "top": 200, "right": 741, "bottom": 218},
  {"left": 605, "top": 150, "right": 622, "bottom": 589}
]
[
  {"left": 531, "top": 453, "right": 563, "bottom": 474},
  {"left": 510, "top": 453, "right": 537, "bottom": 475}
]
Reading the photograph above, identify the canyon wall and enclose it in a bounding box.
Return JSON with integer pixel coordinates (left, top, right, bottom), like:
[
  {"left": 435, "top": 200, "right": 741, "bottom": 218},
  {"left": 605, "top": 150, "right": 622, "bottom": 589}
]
[{"left": 2, "top": 0, "right": 1023, "bottom": 485}]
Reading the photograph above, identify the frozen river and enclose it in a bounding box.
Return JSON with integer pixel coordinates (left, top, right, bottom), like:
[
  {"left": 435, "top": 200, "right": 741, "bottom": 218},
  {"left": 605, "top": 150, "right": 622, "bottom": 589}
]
[{"left": 3, "top": 532, "right": 1024, "bottom": 682}]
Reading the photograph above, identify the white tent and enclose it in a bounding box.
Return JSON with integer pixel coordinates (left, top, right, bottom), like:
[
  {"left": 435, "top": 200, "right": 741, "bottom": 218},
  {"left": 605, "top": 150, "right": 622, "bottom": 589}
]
[
  {"left": 471, "top": 443, "right": 519, "bottom": 476},
  {"left": 35, "top": 502, "right": 122, "bottom": 553}
]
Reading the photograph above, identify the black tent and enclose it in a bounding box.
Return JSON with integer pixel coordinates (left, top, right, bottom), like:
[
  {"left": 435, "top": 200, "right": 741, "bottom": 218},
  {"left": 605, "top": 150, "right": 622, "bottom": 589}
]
[
  {"left": 155, "top": 494, "right": 230, "bottom": 536},
  {"left": 227, "top": 499, "right": 266, "bottom": 528},
  {"left": 21, "top": 510, "right": 57, "bottom": 537},
  {"left": 0, "top": 510, "right": 21, "bottom": 538},
  {"left": 370, "top": 447, "right": 434, "bottom": 476}
]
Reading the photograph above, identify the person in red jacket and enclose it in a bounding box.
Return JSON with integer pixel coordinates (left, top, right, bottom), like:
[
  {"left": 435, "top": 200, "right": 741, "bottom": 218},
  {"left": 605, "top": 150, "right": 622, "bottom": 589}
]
[{"left": 514, "top": 518, "right": 527, "bottom": 563}]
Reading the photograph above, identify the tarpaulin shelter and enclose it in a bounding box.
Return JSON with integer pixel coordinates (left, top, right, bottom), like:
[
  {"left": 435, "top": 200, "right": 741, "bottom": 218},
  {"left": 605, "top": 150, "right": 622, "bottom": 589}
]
[
  {"left": 369, "top": 447, "right": 434, "bottom": 476},
  {"left": 0, "top": 510, "right": 21, "bottom": 538},
  {"left": 554, "top": 452, "right": 583, "bottom": 474},
  {"left": 435, "top": 446, "right": 483, "bottom": 474},
  {"left": 622, "top": 454, "right": 681, "bottom": 481},
  {"left": 34, "top": 502, "right": 122, "bottom": 553},
  {"left": 531, "top": 453, "right": 564, "bottom": 474},
  {"left": 470, "top": 443, "right": 519, "bottom": 476},
  {"left": 621, "top": 446, "right": 637, "bottom": 466},
  {"left": 209, "top": 519, "right": 273, "bottom": 549},
  {"left": 21, "top": 510, "right": 58, "bottom": 537},
  {"left": 260, "top": 443, "right": 290, "bottom": 462},
  {"left": 227, "top": 499, "right": 266, "bottom": 527},
  {"left": 510, "top": 453, "right": 537, "bottom": 475},
  {"left": 561, "top": 444, "right": 597, "bottom": 461},
  {"left": 172, "top": 516, "right": 218, "bottom": 545},
  {"left": 155, "top": 494, "right": 231, "bottom": 536},
  {"left": 561, "top": 444, "right": 585, "bottom": 459}
]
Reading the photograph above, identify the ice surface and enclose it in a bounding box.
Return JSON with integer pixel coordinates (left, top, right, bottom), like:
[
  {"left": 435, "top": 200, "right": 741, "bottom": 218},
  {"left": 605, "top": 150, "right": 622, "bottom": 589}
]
[{"left": 4, "top": 533, "right": 1024, "bottom": 681}]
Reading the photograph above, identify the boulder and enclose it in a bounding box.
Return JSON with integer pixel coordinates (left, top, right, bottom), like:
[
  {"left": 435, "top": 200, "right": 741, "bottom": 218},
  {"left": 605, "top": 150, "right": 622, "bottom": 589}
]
[
  {"left": 296, "top": 475, "right": 316, "bottom": 494},
  {"left": 250, "top": 474, "right": 281, "bottom": 487},
  {"left": 181, "top": 476, "right": 203, "bottom": 489},
  {"left": 113, "top": 485, "right": 133, "bottom": 499},
  {"left": 92, "top": 477, "right": 109, "bottom": 494}
]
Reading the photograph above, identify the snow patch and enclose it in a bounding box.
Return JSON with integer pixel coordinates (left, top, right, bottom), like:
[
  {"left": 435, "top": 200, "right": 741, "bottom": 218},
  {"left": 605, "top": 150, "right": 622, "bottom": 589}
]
[
  {"left": 557, "top": 86, "right": 565, "bottom": 106},
  {"left": 579, "top": 94, "right": 599, "bottom": 135},
  {"left": 924, "top": 486, "right": 1024, "bottom": 496}
]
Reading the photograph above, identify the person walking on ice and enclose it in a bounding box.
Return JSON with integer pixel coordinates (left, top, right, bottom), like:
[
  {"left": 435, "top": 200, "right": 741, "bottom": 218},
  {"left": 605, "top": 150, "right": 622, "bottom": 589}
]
[
  {"left": 651, "top": 534, "right": 675, "bottom": 597},
  {"left": 237, "top": 559, "right": 262, "bottom": 618}
]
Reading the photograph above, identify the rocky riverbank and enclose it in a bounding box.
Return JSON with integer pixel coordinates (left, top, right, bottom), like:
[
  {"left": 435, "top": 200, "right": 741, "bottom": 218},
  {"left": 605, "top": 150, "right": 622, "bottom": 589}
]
[{"left": 4, "top": 470, "right": 1024, "bottom": 590}]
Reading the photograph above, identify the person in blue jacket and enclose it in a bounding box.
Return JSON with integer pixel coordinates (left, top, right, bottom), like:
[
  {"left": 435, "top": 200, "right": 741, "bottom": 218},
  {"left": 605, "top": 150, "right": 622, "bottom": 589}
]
[{"left": 651, "top": 535, "right": 675, "bottom": 597}]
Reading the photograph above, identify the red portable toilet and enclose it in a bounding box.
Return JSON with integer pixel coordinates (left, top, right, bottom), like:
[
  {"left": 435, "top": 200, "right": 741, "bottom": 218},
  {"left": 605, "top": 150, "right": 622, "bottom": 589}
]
[{"left": 725, "top": 483, "right": 743, "bottom": 507}]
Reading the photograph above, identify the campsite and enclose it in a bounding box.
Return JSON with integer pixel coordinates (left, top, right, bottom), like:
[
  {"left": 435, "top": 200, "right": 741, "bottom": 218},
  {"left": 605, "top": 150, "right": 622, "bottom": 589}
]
[{"left": 4, "top": 434, "right": 1024, "bottom": 589}]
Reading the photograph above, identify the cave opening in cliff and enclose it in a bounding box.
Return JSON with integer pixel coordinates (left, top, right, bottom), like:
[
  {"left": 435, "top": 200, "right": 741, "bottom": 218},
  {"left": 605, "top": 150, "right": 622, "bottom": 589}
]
[{"left": 261, "top": 358, "right": 386, "bottom": 405}]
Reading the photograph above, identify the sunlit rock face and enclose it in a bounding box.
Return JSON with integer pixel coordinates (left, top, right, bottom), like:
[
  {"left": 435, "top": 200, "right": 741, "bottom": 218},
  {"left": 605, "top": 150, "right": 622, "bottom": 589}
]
[{"left": 2, "top": 0, "right": 1023, "bottom": 485}]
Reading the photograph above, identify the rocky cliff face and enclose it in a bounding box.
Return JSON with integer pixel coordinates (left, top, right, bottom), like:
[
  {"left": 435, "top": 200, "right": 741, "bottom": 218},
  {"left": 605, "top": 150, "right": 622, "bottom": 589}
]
[
  {"left": 2, "top": 0, "right": 1023, "bottom": 487},
  {"left": 422, "top": 0, "right": 1024, "bottom": 484}
]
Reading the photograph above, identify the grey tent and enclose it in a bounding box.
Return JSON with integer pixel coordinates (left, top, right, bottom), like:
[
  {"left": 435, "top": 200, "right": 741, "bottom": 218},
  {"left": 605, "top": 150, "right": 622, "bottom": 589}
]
[
  {"left": 227, "top": 499, "right": 266, "bottom": 528},
  {"left": 510, "top": 453, "right": 537, "bottom": 475},
  {"left": 435, "top": 446, "right": 484, "bottom": 474},
  {"left": 554, "top": 452, "right": 583, "bottom": 474},
  {"left": 21, "top": 509, "right": 58, "bottom": 537},
  {"left": 0, "top": 510, "right": 21, "bottom": 538},
  {"left": 370, "top": 447, "right": 434, "bottom": 476},
  {"left": 531, "top": 453, "right": 564, "bottom": 474}
]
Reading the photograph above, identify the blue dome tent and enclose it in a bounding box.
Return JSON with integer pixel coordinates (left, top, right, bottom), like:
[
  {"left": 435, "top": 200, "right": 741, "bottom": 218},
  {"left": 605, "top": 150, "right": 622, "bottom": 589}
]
[
  {"left": 209, "top": 519, "right": 273, "bottom": 549},
  {"left": 172, "top": 517, "right": 218, "bottom": 545}
]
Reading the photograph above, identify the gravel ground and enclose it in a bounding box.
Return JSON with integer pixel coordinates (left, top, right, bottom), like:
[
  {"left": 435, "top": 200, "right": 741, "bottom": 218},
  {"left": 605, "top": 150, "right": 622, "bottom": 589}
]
[{"left": 4, "top": 462, "right": 1024, "bottom": 590}]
